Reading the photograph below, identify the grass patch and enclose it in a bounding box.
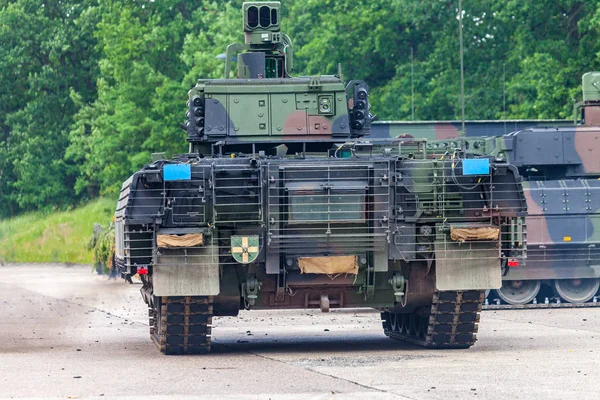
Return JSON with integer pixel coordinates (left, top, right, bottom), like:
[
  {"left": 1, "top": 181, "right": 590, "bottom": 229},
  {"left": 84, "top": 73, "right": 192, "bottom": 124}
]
[{"left": 0, "top": 198, "right": 115, "bottom": 264}]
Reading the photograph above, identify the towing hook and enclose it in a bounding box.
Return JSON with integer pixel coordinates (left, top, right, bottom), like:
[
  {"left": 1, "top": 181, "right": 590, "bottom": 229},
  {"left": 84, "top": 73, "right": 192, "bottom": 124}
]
[
  {"left": 243, "top": 276, "right": 262, "bottom": 307},
  {"left": 389, "top": 274, "right": 406, "bottom": 304}
]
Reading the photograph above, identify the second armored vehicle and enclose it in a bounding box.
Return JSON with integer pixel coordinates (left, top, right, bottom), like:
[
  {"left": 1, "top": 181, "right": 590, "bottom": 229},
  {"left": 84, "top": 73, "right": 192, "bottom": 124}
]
[{"left": 423, "top": 72, "right": 600, "bottom": 306}]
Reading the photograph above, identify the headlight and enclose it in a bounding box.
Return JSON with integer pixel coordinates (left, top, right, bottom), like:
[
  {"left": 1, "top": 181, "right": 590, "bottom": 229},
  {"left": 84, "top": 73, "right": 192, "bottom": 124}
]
[{"left": 318, "top": 95, "right": 334, "bottom": 114}]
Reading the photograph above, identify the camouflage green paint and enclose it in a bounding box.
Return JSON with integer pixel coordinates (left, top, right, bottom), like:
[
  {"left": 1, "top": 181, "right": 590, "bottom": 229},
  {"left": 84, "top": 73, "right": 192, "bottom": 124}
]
[
  {"left": 521, "top": 179, "right": 600, "bottom": 243},
  {"left": 490, "top": 126, "right": 600, "bottom": 176},
  {"left": 424, "top": 125, "right": 600, "bottom": 177},
  {"left": 521, "top": 181, "right": 548, "bottom": 246},
  {"left": 195, "top": 78, "right": 351, "bottom": 139},
  {"left": 582, "top": 72, "right": 600, "bottom": 101}
]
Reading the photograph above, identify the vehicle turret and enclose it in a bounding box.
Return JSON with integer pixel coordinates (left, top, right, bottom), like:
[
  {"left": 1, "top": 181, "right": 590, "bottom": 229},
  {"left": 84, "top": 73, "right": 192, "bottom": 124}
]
[{"left": 182, "top": 1, "right": 372, "bottom": 154}]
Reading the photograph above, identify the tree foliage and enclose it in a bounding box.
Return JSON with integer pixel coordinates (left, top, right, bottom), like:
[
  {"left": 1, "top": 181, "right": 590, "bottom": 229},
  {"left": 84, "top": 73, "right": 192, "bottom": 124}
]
[
  {"left": 1, "top": 0, "right": 599, "bottom": 217},
  {"left": 0, "top": 0, "right": 99, "bottom": 216}
]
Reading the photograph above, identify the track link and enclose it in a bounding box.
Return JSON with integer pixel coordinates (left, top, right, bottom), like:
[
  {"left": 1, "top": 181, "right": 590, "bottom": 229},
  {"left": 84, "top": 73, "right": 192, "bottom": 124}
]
[
  {"left": 150, "top": 296, "right": 213, "bottom": 355},
  {"left": 483, "top": 300, "right": 600, "bottom": 310},
  {"left": 382, "top": 290, "right": 484, "bottom": 349}
]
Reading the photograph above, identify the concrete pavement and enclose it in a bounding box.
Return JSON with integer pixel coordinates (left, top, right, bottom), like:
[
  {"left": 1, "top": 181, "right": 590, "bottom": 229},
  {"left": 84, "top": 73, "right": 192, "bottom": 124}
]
[{"left": 0, "top": 264, "right": 598, "bottom": 399}]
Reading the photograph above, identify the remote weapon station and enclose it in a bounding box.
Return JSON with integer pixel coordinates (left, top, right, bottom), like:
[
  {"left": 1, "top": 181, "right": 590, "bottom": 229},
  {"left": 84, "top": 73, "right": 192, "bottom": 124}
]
[{"left": 115, "top": 2, "right": 527, "bottom": 354}]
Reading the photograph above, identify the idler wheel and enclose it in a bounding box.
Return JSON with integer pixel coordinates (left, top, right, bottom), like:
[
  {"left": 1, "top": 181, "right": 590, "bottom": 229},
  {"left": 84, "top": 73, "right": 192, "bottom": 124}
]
[
  {"left": 496, "top": 279, "right": 541, "bottom": 305},
  {"left": 554, "top": 278, "right": 600, "bottom": 303}
]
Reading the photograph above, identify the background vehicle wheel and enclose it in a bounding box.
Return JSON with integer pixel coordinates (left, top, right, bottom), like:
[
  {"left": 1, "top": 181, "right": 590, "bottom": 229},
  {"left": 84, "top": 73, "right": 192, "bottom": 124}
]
[
  {"left": 496, "top": 280, "right": 541, "bottom": 305},
  {"left": 554, "top": 278, "right": 600, "bottom": 303}
]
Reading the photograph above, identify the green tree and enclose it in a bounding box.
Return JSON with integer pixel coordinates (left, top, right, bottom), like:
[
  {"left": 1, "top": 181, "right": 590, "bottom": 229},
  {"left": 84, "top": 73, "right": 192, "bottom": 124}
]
[
  {"left": 68, "top": 0, "right": 241, "bottom": 197},
  {"left": 0, "top": 0, "right": 100, "bottom": 217},
  {"left": 288, "top": 0, "right": 599, "bottom": 121},
  {"left": 2, "top": 0, "right": 600, "bottom": 217}
]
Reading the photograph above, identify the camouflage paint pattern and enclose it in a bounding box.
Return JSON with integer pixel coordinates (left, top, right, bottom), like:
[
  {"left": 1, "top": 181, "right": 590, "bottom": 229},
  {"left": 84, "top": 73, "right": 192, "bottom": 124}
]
[
  {"left": 196, "top": 78, "right": 352, "bottom": 140},
  {"left": 370, "top": 119, "right": 572, "bottom": 140},
  {"left": 423, "top": 113, "right": 600, "bottom": 282},
  {"left": 423, "top": 125, "right": 600, "bottom": 176},
  {"left": 513, "top": 178, "right": 600, "bottom": 280}
]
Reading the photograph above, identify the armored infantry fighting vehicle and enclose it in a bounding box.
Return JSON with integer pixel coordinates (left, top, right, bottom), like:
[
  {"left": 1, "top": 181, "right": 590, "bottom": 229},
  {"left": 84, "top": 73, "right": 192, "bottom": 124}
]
[
  {"left": 424, "top": 72, "right": 600, "bottom": 307},
  {"left": 114, "top": 2, "right": 527, "bottom": 354}
]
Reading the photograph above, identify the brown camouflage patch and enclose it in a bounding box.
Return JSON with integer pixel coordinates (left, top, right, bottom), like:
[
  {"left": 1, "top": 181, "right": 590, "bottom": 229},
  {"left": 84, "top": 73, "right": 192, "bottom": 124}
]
[
  {"left": 283, "top": 110, "right": 308, "bottom": 135},
  {"left": 574, "top": 128, "right": 600, "bottom": 173},
  {"left": 584, "top": 106, "right": 600, "bottom": 126},
  {"left": 308, "top": 115, "right": 333, "bottom": 135},
  {"left": 434, "top": 123, "right": 461, "bottom": 139}
]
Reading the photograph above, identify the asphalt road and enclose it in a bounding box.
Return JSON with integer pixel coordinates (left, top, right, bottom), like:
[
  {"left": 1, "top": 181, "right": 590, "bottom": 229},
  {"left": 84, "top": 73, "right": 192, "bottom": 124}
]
[{"left": 0, "top": 264, "right": 599, "bottom": 400}]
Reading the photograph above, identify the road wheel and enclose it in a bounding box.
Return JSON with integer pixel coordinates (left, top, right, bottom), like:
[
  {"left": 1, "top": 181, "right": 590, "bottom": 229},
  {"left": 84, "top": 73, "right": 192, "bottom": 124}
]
[
  {"left": 496, "top": 280, "right": 541, "bottom": 305},
  {"left": 554, "top": 278, "right": 600, "bottom": 303}
]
